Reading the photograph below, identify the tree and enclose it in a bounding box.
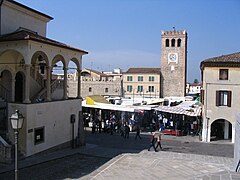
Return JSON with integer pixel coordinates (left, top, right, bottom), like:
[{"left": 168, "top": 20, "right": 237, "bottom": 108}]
[{"left": 193, "top": 79, "right": 199, "bottom": 84}]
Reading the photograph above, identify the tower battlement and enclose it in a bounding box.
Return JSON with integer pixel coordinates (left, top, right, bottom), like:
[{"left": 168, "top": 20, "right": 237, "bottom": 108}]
[{"left": 161, "top": 30, "right": 187, "bottom": 36}]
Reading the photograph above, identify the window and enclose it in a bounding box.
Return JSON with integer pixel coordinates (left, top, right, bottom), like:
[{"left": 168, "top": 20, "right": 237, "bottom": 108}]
[
  {"left": 89, "top": 87, "right": 92, "bottom": 92},
  {"left": 127, "top": 76, "right": 133, "bottom": 81},
  {"left": 127, "top": 85, "right": 132, "bottom": 92},
  {"left": 137, "top": 86, "right": 143, "bottom": 92},
  {"left": 166, "top": 39, "right": 169, "bottom": 47},
  {"left": 216, "top": 91, "right": 231, "bottom": 107},
  {"left": 177, "top": 39, "right": 181, "bottom": 47},
  {"left": 171, "top": 39, "right": 175, "bottom": 47},
  {"left": 149, "top": 76, "right": 154, "bottom": 81},
  {"left": 105, "top": 88, "right": 108, "bottom": 93},
  {"left": 148, "top": 86, "right": 154, "bottom": 92},
  {"left": 138, "top": 76, "right": 143, "bottom": 81},
  {"left": 34, "top": 127, "right": 44, "bottom": 144},
  {"left": 219, "top": 69, "right": 228, "bottom": 80}
]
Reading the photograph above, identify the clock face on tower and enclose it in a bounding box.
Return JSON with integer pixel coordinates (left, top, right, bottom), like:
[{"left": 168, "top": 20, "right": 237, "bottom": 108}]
[{"left": 168, "top": 53, "right": 178, "bottom": 63}]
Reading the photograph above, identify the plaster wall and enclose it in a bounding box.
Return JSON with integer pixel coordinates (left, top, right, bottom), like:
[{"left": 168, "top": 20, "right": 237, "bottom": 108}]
[
  {"left": 8, "top": 99, "right": 82, "bottom": 157},
  {"left": 1, "top": 2, "right": 48, "bottom": 36},
  {"left": 202, "top": 67, "right": 240, "bottom": 143}
]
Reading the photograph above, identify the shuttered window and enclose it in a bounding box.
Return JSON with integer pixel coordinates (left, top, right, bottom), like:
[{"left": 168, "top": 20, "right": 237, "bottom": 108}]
[{"left": 216, "top": 90, "right": 231, "bottom": 107}]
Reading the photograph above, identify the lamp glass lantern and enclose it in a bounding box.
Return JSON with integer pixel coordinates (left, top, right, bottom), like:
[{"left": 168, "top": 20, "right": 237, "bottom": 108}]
[{"left": 10, "top": 110, "right": 24, "bottom": 130}]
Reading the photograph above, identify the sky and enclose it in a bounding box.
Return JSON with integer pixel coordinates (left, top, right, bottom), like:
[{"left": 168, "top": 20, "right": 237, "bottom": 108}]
[{"left": 17, "top": 0, "right": 240, "bottom": 83}]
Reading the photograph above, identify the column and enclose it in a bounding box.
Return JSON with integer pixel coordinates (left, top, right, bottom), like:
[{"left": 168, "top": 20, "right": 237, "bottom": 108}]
[
  {"left": 46, "top": 66, "right": 51, "bottom": 101},
  {"left": 11, "top": 77, "right": 15, "bottom": 102},
  {"left": 23, "top": 64, "right": 31, "bottom": 103},
  {"left": 77, "top": 69, "right": 81, "bottom": 98},
  {"left": 63, "top": 67, "right": 68, "bottom": 99},
  {"left": 224, "top": 120, "right": 229, "bottom": 140}
]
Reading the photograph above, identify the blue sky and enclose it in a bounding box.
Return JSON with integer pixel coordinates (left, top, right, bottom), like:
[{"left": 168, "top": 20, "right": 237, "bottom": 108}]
[{"left": 17, "top": 0, "right": 240, "bottom": 82}]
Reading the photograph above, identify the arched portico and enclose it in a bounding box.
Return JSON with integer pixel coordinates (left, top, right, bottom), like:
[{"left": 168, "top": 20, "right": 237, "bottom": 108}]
[{"left": 210, "top": 119, "right": 232, "bottom": 141}]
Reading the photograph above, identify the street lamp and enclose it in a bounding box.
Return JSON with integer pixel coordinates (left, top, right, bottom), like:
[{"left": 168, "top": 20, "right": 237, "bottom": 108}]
[{"left": 10, "top": 110, "right": 24, "bottom": 180}]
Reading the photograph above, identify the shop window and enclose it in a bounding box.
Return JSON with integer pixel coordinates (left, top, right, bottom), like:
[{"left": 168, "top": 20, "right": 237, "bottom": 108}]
[
  {"left": 34, "top": 127, "right": 44, "bottom": 144},
  {"left": 219, "top": 69, "right": 228, "bottom": 80},
  {"left": 216, "top": 90, "right": 231, "bottom": 107}
]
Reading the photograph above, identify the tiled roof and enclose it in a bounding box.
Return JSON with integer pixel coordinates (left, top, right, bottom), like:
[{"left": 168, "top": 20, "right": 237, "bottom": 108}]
[
  {"left": 0, "top": 29, "right": 88, "bottom": 54},
  {"left": 84, "top": 69, "right": 109, "bottom": 77},
  {"left": 201, "top": 52, "right": 240, "bottom": 69},
  {"left": 124, "top": 68, "right": 161, "bottom": 74}
]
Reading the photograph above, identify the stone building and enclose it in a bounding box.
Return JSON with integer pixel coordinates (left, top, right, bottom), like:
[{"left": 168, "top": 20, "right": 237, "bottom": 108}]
[
  {"left": 123, "top": 68, "right": 161, "bottom": 99},
  {"left": 0, "top": 0, "right": 87, "bottom": 161},
  {"left": 79, "top": 69, "right": 122, "bottom": 98},
  {"left": 200, "top": 52, "right": 240, "bottom": 143},
  {"left": 160, "top": 30, "right": 187, "bottom": 97}
]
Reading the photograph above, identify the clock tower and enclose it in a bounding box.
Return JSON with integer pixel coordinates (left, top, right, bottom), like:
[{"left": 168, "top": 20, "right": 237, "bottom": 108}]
[{"left": 160, "top": 30, "right": 187, "bottom": 97}]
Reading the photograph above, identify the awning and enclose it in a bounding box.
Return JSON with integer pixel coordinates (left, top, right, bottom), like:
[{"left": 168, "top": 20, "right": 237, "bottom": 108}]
[{"left": 154, "top": 104, "right": 202, "bottom": 117}]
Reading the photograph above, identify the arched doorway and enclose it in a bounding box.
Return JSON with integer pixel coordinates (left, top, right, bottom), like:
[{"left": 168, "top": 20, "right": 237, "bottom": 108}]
[
  {"left": 0, "top": 70, "right": 12, "bottom": 133},
  {"left": 211, "top": 119, "right": 232, "bottom": 141},
  {"left": 15, "top": 72, "right": 25, "bottom": 103}
]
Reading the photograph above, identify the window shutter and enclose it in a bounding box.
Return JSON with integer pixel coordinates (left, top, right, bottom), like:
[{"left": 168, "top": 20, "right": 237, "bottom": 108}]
[
  {"left": 200, "top": 89, "right": 204, "bottom": 105},
  {"left": 227, "top": 91, "right": 232, "bottom": 107},
  {"left": 216, "top": 91, "right": 219, "bottom": 106}
]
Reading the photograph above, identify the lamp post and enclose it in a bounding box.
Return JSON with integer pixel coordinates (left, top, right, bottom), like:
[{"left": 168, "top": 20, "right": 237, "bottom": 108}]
[{"left": 10, "top": 110, "right": 24, "bottom": 180}]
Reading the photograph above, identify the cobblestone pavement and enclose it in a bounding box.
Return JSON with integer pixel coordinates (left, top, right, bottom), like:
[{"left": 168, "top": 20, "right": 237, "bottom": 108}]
[{"left": 0, "top": 129, "right": 239, "bottom": 180}]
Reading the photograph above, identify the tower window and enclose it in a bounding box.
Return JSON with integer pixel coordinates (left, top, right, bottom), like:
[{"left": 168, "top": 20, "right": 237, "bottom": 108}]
[
  {"left": 105, "top": 88, "right": 108, "bottom": 93},
  {"left": 171, "top": 39, "right": 175, "bottom": 47},
  {"left": 166, "top": 39, "right": 169, "bottom": 47},
  {"left": 177, "top": 39, "right": 181, "bottom": 47},
  {"left": 89, "top": 87, "right": 92, "bottom": 92}
]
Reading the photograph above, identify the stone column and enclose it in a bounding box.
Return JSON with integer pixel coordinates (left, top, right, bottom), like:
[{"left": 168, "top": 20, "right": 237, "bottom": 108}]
[
  {"left": 77, "top": 70, "right": 81, "bottom": 98},
  {"left": 23, "top": 64, "right": 31, "bottom": 103},
  {"left": 224, "top": 120, "right": 229, "bottom": 140},
  {"left": 11, "top": 77, "right": 15, "bottom": 102},
  {"left": 46, "top": 66, "right": 51, "bottom": 101},
  {"left": 63, "top": 67, "right": 68, "bottom": 99}
]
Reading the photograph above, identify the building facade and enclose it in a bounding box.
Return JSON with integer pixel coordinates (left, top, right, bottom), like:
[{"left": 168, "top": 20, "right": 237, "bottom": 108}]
[
  {"left": 161, "top": 30, "right": 187, "bottom": 97},
  {"left": 79, "top": 69, "right": 122, "bottom": 98},
  {"left": 201, "top": 52, "right": 240, "bottom": 143},
  {"left": 123, "top": 68, "right": 161, "bottom": 100},
  {"left": 0, "top": 0, "right": 87, "bottom": 161}
]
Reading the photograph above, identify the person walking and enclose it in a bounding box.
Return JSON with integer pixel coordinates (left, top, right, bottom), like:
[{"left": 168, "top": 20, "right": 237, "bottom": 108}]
[
  {"left": 135, "top": 125, "right": 141, "bottom": 140},
  {"left": 148, "top": 131, "right": 157, "bottom": 152},
  {"left": 155, "top": 132, "right": 163, "bottom": 150}
]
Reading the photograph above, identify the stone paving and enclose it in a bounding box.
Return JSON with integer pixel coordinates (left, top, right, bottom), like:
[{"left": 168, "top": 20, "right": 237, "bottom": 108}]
[{"left": 0, "top": 130, "right": 239, "bottom": 180}]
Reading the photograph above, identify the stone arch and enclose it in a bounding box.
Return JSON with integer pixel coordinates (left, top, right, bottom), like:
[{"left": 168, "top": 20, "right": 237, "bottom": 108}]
[
  {"left": 210, "top": 119, "right": 232, "bottom": 141},
  {"left": 165, "top": 39, "right": 169, "bottom": 47},
  {"left": 171, "top": 39, "right": 175, "bottom": 47},
  {"left": 14, "top": 71, "right": 26, "bottom": 103},
  {"left": 67, "top": 58, "right": 80, "bottom": 98},
  {"left": 0, "top": 49, "right": 24, "bottom": 67},
  {"left": 0, "top": 69, "right": 13, "bottom": 101},
  {"left": 31, "top": 51, "right": 49, "bottom": 76},
  {"left": 177, "top": 39, "right": 181, "bottom": 47}
]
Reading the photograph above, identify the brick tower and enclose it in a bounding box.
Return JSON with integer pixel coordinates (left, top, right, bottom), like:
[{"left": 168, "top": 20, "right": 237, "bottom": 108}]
[{"left": 160, "top": 30, "right": 187, "bottom": 97}]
